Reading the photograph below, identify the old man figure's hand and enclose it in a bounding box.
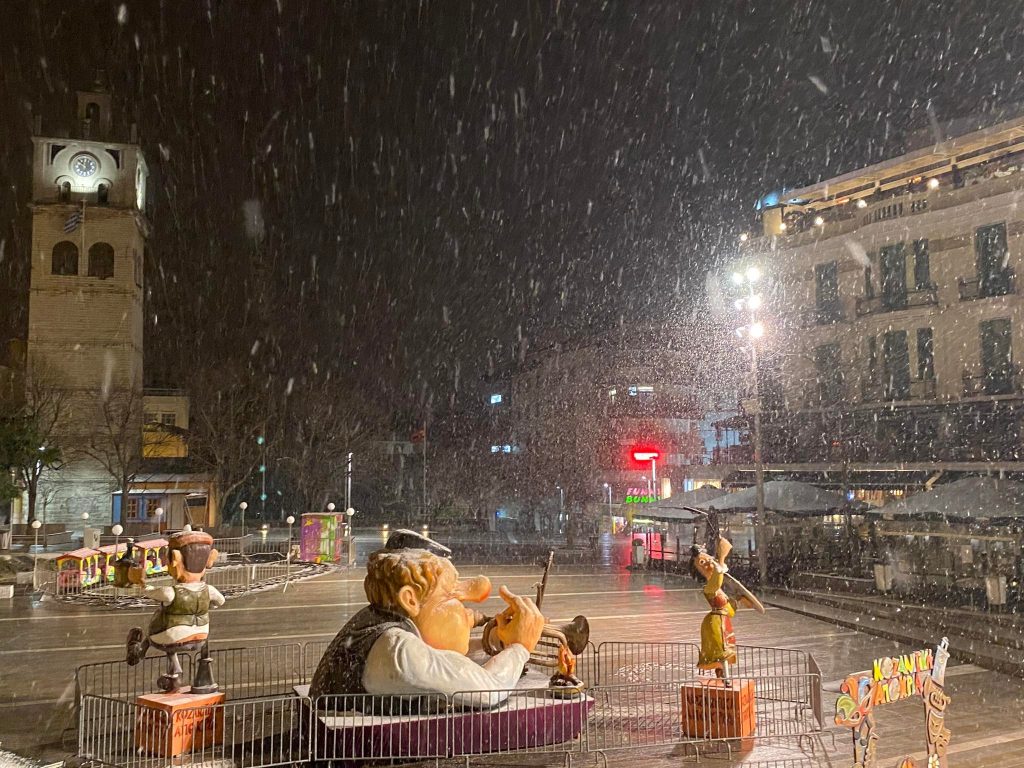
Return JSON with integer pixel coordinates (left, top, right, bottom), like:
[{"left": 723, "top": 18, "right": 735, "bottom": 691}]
[{"left": 494, "top": 585, "right": 545, "bottom": 653}]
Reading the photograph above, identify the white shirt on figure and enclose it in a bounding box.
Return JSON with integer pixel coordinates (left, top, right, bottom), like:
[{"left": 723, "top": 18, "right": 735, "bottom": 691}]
[{"left": 363, "top": 627, "right": 530, "bottom": 708}]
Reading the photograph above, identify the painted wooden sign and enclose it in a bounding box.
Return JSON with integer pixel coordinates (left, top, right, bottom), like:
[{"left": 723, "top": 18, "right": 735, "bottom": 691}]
[{"left": 834, "top": 637, "right": 951, "bottom": 768}]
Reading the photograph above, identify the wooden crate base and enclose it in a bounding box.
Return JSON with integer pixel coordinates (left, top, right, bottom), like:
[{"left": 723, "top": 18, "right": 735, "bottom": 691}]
[
  {"left": 680, "top": 678, "right": 755, "bottom": 743},
  {"left": 135, "top": 688, "right": 225, "bottom": 757}
]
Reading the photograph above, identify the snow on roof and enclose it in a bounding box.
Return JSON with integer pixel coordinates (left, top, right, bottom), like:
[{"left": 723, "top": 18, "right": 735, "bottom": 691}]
[
  {"left": 706, "top": 480, "right": 860, "bottom": 515},
  {"left": 874, "top": 477, "right": 1024, "bottom": 520}
]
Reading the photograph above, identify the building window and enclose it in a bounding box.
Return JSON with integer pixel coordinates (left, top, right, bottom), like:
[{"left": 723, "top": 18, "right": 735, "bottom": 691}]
[
  {"left": 489, "top": 393, "right": 503, "bottom": 405},
  {"left": 913, "top": 239, "right": 931, "bottom": 290},
  {"left": 87, "top": 242, "right": 114, "bottom": 279},
  {"left": 814, "top": 261, "right": 840, "bottom": 320},
  {"left": 58, "top": 181, "right": 71, "bottom": 202},
  {"left": 981, "top": 318, "right": 1013, "bottom": 395},
  {"left": 97, "top": 183, "right": 109, "bottom": 205},
  {"left": 917, "top": 328, "right": 934, "bottom": 381},
  {"left": 866, "top": 335, "right": 878, "bottom": 382},
  {"left": 160, "top": 413, "right": 177, "bottom": 427},
  {"left": 975, "top": 223, "right": 1012, "bottom": 297},
  {"left": 882, "top": 330, "right": 910, "bottom": 400},
  {"left": 813, "top": 343, "right": 844, "bottom": 404},
  {"left": 124, "top": 497, "right": 141, "bottom": 522},
  {"left": 879, "top": 243, "right": 908, "bottom": 309},
  {"left": 863, "top": 265, "right": 875, "bottom": 299},
  {"left": 51, "top": 241, "right": 79, "bottom": 275},
  {"left": 144, "top": 411, "right": 158, "bottom": 424}
]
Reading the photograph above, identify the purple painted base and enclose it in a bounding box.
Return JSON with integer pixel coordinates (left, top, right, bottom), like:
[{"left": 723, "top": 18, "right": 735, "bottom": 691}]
[{"left": 313, "top": 694, "right": 594, "bottom": 762}]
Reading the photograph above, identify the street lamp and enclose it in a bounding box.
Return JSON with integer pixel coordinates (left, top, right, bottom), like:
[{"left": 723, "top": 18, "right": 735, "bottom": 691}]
[
  {"left": 345, "top": 453, "right": 353, "bottom": 512},
  {"left": 153, "top": 507, "right": 164, "bottom": 535},
  {"left": 31, "top": 518, "right": 41, "bottom": 553},
  {"left": 632, "top": 451, "right": 660, "bottom": 499},
  {"left": 239, "top": 501, "right": 248, "bottom": 538},
  {"left": 345, "top": 508, "right": 356, "bottom": 566},
  {"left": 732, "top": 266, "right": 767, "bottom": 585},
  {"left": 603, "top": 482, "right": 613, "bottom": 534},
  {"left": 284, "top": 515, "right": 296, "bottom": 591}
]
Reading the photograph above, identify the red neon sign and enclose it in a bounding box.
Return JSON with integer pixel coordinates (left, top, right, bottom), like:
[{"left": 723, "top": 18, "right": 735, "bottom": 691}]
[{"left": 632, "top": 450, "right": 660, "bottom": 462}]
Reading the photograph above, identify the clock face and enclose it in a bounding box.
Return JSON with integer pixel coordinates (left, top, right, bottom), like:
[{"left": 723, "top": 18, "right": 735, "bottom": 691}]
[{"left": 71, "top": 154, "right": 98, "bottom": 178}]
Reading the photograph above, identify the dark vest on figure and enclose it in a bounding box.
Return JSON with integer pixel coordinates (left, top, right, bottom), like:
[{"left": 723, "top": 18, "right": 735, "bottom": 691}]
[
  {"left": 309, "top": 605, "right": 444, "bottom": 713},
  {"left": 147, "top": 584, "right": 211, "bottom": 649}
]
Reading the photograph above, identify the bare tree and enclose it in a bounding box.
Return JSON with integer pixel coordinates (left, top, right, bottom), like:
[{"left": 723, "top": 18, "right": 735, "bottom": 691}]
[
  {"left": 185, "top": 366, "right": 273, "bottom": 520},
  {"left": 78, "top": 386, "right": 147, "bottom": 502},
  {"left": 0, "top": 362, "right": 70, "bottom": 522},
  {"left": 280, "top": 375, "right": 389, "bottom": 516}
]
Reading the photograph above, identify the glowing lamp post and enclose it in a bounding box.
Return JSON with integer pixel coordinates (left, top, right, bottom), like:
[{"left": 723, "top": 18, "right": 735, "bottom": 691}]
[
  {"left": 632, "top": 451, "right": 660, "bottom": 499},
  {"left": 284, "top": 515, "right": 296, "bottom": 591},
  {"left": 239, "top": 501, "right": 248, "bottom": 538},
  {"left": 153, "top": 507, "right": 164, "bottom": 535},
  {"left": 732, "top": 265, "right": 767, "bottom": 585},
  {"left": 346, "top": 508, "right": 356, "bottom": 566},
  {"left": 603, "top": 482, "right": 614, "bottom": 534}
]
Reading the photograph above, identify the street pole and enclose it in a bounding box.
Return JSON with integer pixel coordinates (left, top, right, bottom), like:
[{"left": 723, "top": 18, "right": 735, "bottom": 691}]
[
  {"left": 421, "top": 426, "right": 428, "bottom": 523},
  {"left": 345, "top": 452, "right": 353, "bottom": 512},
  {"left": 284, "top": 515, "right": 295, "bottom": 592},
  {"left": 604, "top": 483, "right": 613, "bottom": 533},
  {"left": 651, "top": 459, "right": 658, "bottom": 499},
  {"left": 30, "top": 519, "right": 41, "bottom": 591},
  {"left": 239, "top": 501, "right": 248, "bottom": 540},
  {"left": 752, "top": 335, "right": 767, "bottom": 585}
]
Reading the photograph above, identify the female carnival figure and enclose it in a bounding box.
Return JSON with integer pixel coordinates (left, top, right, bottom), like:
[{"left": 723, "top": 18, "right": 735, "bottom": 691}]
[{"left": 691, "top": 536, "right": 753, "bottom": 678}]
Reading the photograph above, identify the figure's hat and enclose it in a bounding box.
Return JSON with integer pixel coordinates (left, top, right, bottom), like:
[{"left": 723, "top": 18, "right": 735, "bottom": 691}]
[
  {"left": 384, "top": 529, "right": 451, "bottom": 558},
  {"left": 168, "top": 529, "right": 214, "bottom": 548}
]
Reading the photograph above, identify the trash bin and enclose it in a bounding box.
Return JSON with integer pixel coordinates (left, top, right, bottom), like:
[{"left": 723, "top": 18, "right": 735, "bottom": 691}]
[
  {"left": 632, "top": 538, "right": 647, "bottom": 568},
  {"left": 873, "top": 564, "right": 894, "bottom": 593}
]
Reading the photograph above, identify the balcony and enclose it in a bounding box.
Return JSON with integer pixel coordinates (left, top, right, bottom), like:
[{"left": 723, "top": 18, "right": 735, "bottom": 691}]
[
  {"left": 802, "top": 384, "right": 846, "bottom": 410},
  {"left": 799, "top": 305, "right": 844, "bottom": 328},
  {"left": 958, "top": 271, "right": 1015, "bottom": 301},
  {"left": 855, "top": 286, "right": 938, "bottom": 317},
  {"left": 963, "top": 367, "right": 1024, "bottom": 398},
  {"left": 860, "top": 376, "right": 936, "bottom": 404}
]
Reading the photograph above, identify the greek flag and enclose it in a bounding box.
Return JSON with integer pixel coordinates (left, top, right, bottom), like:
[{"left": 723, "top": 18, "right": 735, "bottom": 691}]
[{"left": 63, "top": 209, "right": 83, "bottom": 233}]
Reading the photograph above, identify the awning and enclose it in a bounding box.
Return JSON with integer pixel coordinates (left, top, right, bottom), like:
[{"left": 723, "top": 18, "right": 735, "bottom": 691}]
[
  {"left": 706, "top": 480, "right": 864, "bottom": 515},
  {"left": 870, "top": 477, "right": 1024, "bottom": 520}
]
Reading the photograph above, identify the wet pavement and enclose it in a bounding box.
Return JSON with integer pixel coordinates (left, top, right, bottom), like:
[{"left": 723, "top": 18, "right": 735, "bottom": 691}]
[{"left": 0, "top": 537, "right": 1021, "bottom": 765}]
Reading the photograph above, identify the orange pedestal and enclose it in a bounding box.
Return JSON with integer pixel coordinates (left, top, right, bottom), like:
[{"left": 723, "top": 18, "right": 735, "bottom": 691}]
[
  {"left": 681, "top": 678, "right": 756, "bottom": 745},
  {"left": 135, "top": 688, "right": 225, "bottom": 757}
]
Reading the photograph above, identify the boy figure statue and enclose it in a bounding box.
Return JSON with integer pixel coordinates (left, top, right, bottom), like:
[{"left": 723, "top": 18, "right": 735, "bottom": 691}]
[
  {"left": 125, "top": 528, "right": 225, "bottom": 692},
  {"left": 310, "top": 529, "right": 545, "bottom": 711}
]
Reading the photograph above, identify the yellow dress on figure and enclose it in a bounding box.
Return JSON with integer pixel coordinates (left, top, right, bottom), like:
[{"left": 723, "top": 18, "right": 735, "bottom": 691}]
[{"left": 697, "top": 570, "right": 737, "bottom": 671}]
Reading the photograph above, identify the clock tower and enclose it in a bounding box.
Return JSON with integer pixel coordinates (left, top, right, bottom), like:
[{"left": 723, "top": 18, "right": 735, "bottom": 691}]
[{"left": 27, "top": 78, "right": 150, "bottom": 522}]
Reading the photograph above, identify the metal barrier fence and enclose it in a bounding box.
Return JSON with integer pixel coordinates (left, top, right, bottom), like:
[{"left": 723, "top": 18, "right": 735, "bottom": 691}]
[
  {"left": 75, "top": 640, "right": 829, "bottom": 768},
  {"left": 79, "top": 694, "right": 309, "bottom": 768},
  {"left": 80, "top": 674, "right": 825, "bottom": 768}
]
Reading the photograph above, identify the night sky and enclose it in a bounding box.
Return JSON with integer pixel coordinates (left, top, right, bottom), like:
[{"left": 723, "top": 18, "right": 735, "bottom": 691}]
[{"left": 2, "top": 0, "right": 1024, "bottom": 415}]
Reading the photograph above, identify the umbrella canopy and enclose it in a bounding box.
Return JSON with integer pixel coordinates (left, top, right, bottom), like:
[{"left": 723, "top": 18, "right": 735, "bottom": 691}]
[
  {"left": 641, "top": 486, "right": 727, "bottom": 520},
  {"left": 706, "top": 480, "right": 861, "bottom": 515},
  {"left": 873, "top": 477, "right": 1024, "bottom": 520}
]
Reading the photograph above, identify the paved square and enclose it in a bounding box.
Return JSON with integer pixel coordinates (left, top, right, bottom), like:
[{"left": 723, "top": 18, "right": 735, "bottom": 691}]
[{"left": 1, "top": 563, "right": 1021, "bottom": 765}]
